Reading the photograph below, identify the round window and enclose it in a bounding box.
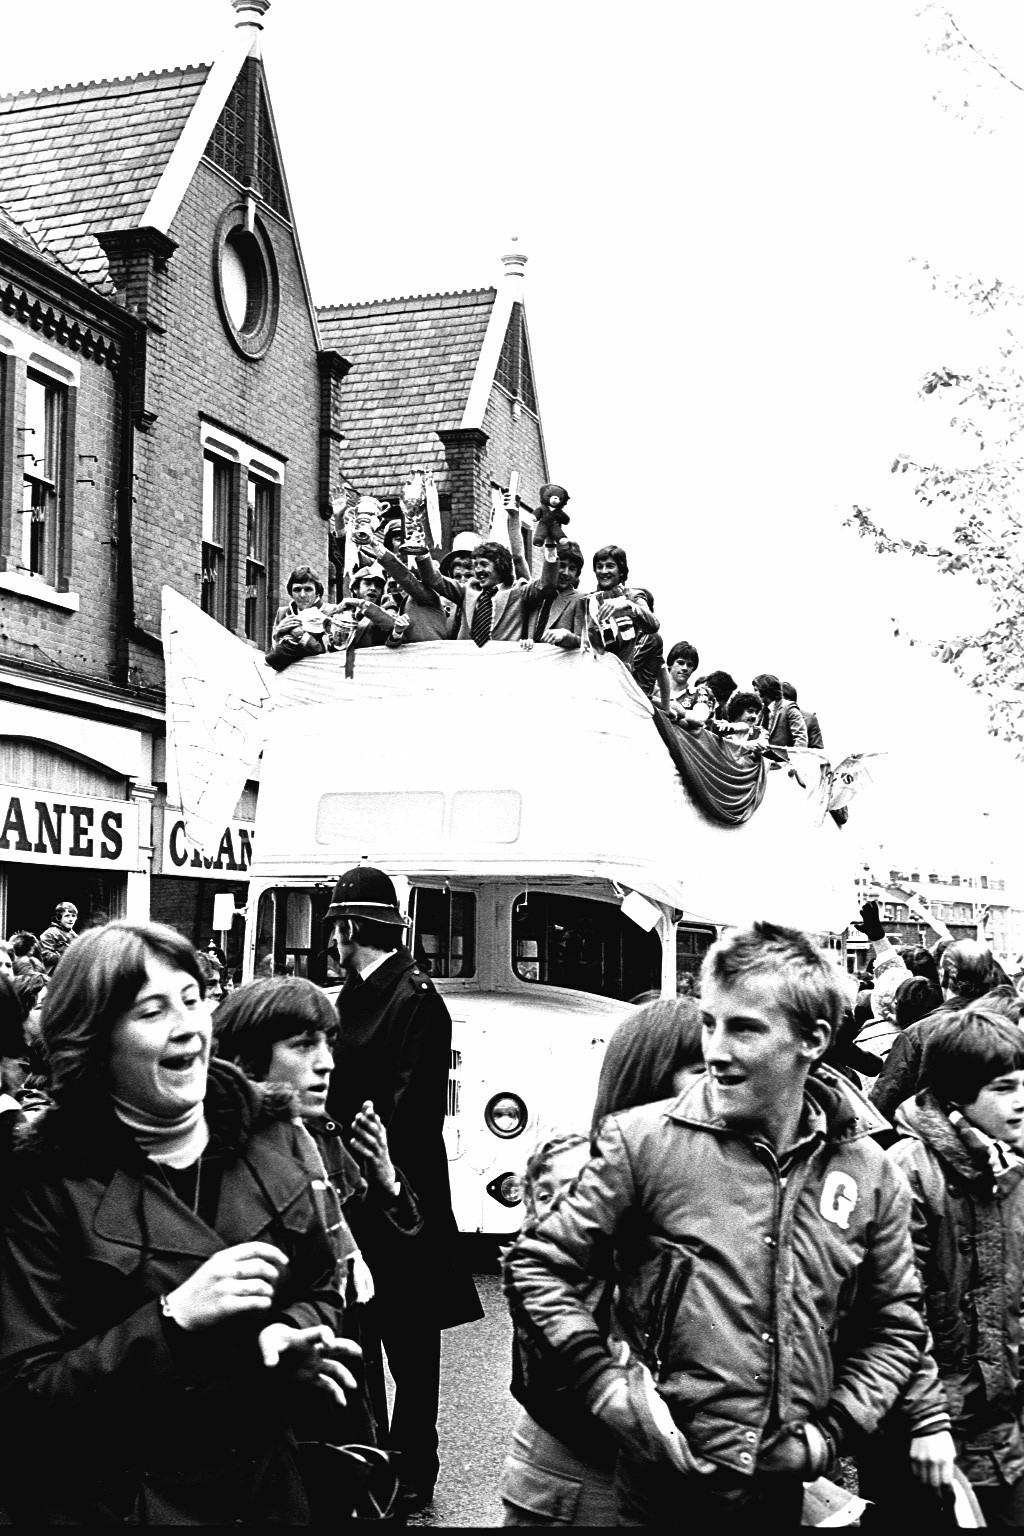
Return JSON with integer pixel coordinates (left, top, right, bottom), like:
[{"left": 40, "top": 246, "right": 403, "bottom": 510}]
[{"left": 214, "top": 207, "right": 279, "bottom": 360}]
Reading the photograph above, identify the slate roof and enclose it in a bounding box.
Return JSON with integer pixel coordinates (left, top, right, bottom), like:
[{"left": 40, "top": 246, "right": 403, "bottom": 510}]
[
  {"left": 317, "top": 289, "right": 496, "bottom": 496},
  {"left": 0, "top": 201, "right": 48, "bottom": 263},
  {"left": 0, "top": 65, "right": 211, "bottom": 294}
]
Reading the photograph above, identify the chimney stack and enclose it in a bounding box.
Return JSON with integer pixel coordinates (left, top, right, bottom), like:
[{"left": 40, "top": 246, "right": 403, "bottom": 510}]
[
  {"left": 502, "top": 236, "right": 527, "bottom": 302},
  {"left": 232, "top": 0, "right": 271, "bottom": 30}
]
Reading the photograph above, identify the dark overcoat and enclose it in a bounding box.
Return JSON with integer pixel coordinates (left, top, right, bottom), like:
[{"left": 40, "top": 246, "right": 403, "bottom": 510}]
[
  {"left": 0, "top": 1059, "right": 346, "bottom": 1525},
  {"left": 328, "top": 949, "right": 482, "bottom": 1329}
]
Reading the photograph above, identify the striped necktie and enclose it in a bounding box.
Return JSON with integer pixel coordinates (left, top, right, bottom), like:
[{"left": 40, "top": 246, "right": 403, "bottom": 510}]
[{"left": 471, "top": 586, "right": 495, "bottom": 647}]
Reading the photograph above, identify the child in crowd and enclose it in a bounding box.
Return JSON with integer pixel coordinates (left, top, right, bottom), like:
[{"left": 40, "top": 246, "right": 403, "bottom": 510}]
[{"left": 861, "top": 1008, "right": 1024, "bottom": 1524}]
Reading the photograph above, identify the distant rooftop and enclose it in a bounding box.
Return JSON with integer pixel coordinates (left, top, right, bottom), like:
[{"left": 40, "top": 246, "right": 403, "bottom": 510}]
[
  {"left": 0, "top": 65, "right": 211, "bottom": 293},
  {"left": 317, "top": 288, "right": 497, "bottom": 496}
]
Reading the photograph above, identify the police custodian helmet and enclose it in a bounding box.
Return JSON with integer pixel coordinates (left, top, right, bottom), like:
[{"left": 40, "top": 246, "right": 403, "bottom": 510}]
[{"left": 325, "top": 865, "right": 410, "bottom": 927}]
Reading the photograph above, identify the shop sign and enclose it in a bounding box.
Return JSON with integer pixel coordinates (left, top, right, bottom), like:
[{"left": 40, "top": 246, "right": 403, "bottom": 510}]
[
  {"left": 0, "top": 783, "right": 140, "bottom": 871},
  {"left": 158, "top": 808, "right": 254, "bottom": 880}
]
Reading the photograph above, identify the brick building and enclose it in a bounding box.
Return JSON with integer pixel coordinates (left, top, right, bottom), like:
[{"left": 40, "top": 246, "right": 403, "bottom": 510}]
[
  {"left": 0, "top": 0, "right": 557, "bottom": 958},
  {"left": 0, "top": 0, "right": 329, "bottom": 956},
  {"left": 318, "top": 245, "right": 550, "bottom": 566}
]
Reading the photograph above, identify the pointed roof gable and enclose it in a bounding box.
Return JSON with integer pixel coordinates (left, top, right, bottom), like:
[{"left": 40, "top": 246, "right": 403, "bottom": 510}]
[
  {"left": 316, "top": 289, "right": 498, "bottom": 495},
  {"left": 0, "top": 65, "right": 212, "bottom": 292},
  {"left": 0, "top": 201, "right": 49, "bottom": 264}
]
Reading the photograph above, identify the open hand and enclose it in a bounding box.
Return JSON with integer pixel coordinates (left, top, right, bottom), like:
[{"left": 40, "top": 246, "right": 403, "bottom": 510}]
[
  {"left": 258, "top": 1323, "right": 361, "bottom": 1408},
  {"left": 350, "top": 1100, "right": 397, "bottom": 1193}
]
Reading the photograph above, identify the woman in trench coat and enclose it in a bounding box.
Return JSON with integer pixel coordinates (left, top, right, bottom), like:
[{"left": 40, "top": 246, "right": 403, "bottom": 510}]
[{"left": 0, "top": 920, "right": 357, "bottom": 1526}]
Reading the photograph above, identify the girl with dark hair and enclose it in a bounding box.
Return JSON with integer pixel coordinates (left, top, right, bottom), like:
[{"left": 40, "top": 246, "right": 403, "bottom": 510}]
[
  {"left": 500, "top": 999, "right": 704, "bottom": 1526},
  {"left": 591, "top": 998, "right": 703, "bottom": 1130},
  {"left": 0, "top": 921, "right": 357, "bottom": 1525}
]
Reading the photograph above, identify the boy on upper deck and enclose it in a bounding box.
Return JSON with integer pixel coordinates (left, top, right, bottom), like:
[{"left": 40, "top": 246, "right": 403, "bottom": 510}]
[{"left": 266, "top": 565, "right": 336, "bottom": 672}]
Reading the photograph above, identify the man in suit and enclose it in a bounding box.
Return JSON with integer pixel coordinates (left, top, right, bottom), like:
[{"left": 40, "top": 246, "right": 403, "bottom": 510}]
[
  {"left": 752, "top": 673, "right": 809, "bottom": 748},
  {"left": 325, "top": 866, "right": 482, "bottom": 1513},
  {"left": 520, "top": 540, "right": 587, "bottom": 646},
  {"left": 421, "top": 538, "right": 558, "bottom": 644},
  {"left": 782, "top": 679, "right": 824, "bottom": 750}
]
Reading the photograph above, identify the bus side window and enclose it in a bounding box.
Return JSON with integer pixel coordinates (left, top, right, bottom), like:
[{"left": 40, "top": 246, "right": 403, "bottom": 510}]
[
  {"left": 410, "top": 888, "right": 476, "bottom": 979},
  {"left": 676, "top": 925, "right": 715, "bottom": 996},
  {"left": 511, "top": 892, "right": 661, "bottom": 1002}
]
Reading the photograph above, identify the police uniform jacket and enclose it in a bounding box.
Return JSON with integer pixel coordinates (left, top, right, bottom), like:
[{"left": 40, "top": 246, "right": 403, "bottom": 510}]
[{"left": 329, "top": 948, "right": 482, "bottom": 1329}]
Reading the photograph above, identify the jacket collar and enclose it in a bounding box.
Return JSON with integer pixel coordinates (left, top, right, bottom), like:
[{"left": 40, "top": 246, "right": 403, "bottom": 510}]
[
  {"left": 895, "top": 1089, "right": 1002, "bottom": 1187},
  {"left": 92, "top": 1122, "right": 313, "bottom": 1259},
  {"left": 666, "top": 1063, "right": 875, "bottom": 1148},
  {"left": 358, "top": 947, "right": 415, "bottom": 993}
]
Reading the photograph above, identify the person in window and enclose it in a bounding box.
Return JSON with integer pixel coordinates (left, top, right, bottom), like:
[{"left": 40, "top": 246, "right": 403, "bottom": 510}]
[
  {"left": 38, "top": 902, "right": 78, "bottom": 974},
  {"left": 265, "top": 565, "right": 334, "bottom": 672},
  {"left": 751, "top": 673, "right": 808, "bottom": 748},
  {"left": 0, "top": 920, "right": 357, "bottom": 1525}
]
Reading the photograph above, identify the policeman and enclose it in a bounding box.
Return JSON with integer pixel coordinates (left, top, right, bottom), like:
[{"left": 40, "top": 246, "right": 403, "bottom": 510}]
[{"left": 325, "top": 865, "right": 482, "bottom": 1514}]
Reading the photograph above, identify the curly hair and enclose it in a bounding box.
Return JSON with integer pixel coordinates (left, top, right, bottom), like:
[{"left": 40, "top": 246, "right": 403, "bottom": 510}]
[{"left": 473, "top": 542, "right": 514, "bottom": 587}]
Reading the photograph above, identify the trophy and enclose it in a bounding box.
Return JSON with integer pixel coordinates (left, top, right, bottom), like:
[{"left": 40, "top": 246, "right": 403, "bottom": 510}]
[{"left": 399, "top": 468, "right": 428, "bottom": 554}]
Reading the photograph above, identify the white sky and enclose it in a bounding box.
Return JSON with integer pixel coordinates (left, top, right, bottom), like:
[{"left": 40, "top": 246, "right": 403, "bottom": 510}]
[{"left": 3, "top": 0, "right": 1024, "bottom": 883}]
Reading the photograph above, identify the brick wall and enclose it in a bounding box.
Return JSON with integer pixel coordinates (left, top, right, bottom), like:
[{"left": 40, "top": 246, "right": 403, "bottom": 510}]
[
  {"left": 0, "top": 318, "right": 123, "bottom": 682},
  {"left": 126, "top": 159, "right": 327, "bottom": 688}
]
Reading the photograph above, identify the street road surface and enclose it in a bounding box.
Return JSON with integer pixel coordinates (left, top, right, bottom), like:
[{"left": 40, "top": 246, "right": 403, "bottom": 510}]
[{"left": 395, "top": 1248, "right": 515, "bottom": 1528}]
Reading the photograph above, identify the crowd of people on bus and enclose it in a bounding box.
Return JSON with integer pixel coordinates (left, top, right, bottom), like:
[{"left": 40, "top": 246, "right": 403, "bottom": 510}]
[
  {"left": 4, "top": 875, "right": 1024, "bottom": 1523},
  {"left": 262, "top": 488, "right": 828, "bottom": 763}
]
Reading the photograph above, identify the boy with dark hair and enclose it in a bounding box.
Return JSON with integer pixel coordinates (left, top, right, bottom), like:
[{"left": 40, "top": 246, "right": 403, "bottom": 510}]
[
  {"left": 266, "top": 565, "right": 334, "bottom": 672},
  {"left": 588, "top": 548, "right": 659, "bottom": 678},
  {"left": 860, "top": 1008, "right": 1024, "bottom": 1522}
]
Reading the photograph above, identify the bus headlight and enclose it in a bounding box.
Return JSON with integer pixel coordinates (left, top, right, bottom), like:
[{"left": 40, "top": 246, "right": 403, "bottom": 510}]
[
  {"left": 484, "top": 1092, "right": 528, "bottom": 1139},
  {"left": 486, "top": 1172, "right": 525, "bottom": 1207}
]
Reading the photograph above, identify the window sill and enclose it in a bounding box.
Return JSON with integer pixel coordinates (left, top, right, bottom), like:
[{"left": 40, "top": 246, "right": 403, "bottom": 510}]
[{"left": 0, "top": 571, "right": 80, "bottom": 611}]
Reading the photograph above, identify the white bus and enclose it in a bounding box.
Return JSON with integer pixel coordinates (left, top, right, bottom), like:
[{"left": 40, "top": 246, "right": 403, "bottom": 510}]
[{"left": 237, "top": 641, "right": 855, "bottom": 1234}]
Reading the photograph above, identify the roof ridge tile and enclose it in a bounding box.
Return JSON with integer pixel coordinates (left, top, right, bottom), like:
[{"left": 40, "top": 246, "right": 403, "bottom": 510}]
[
  {"left": 0, "top": 62, "right": 211, "bottom": 107},
  {"left": 317, "top": 286, "right": 496, "bottom": 314}
]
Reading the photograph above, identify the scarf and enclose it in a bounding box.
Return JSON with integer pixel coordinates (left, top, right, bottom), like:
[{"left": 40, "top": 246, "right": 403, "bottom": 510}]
[
  {"left": 111, "top": 1095, "right": 210, "bottom": 1169},
  {"left": 948, "top": 1107, "right": 1024, "bottom": 1196}
]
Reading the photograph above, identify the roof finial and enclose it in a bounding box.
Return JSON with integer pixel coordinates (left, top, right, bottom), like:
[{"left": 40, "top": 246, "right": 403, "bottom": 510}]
[
  {"left": 502, "top": 235, "right": 527, "bottom": 300},
  {"left": 232, "top": 0, "right": 271, "bottom": 30}
]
